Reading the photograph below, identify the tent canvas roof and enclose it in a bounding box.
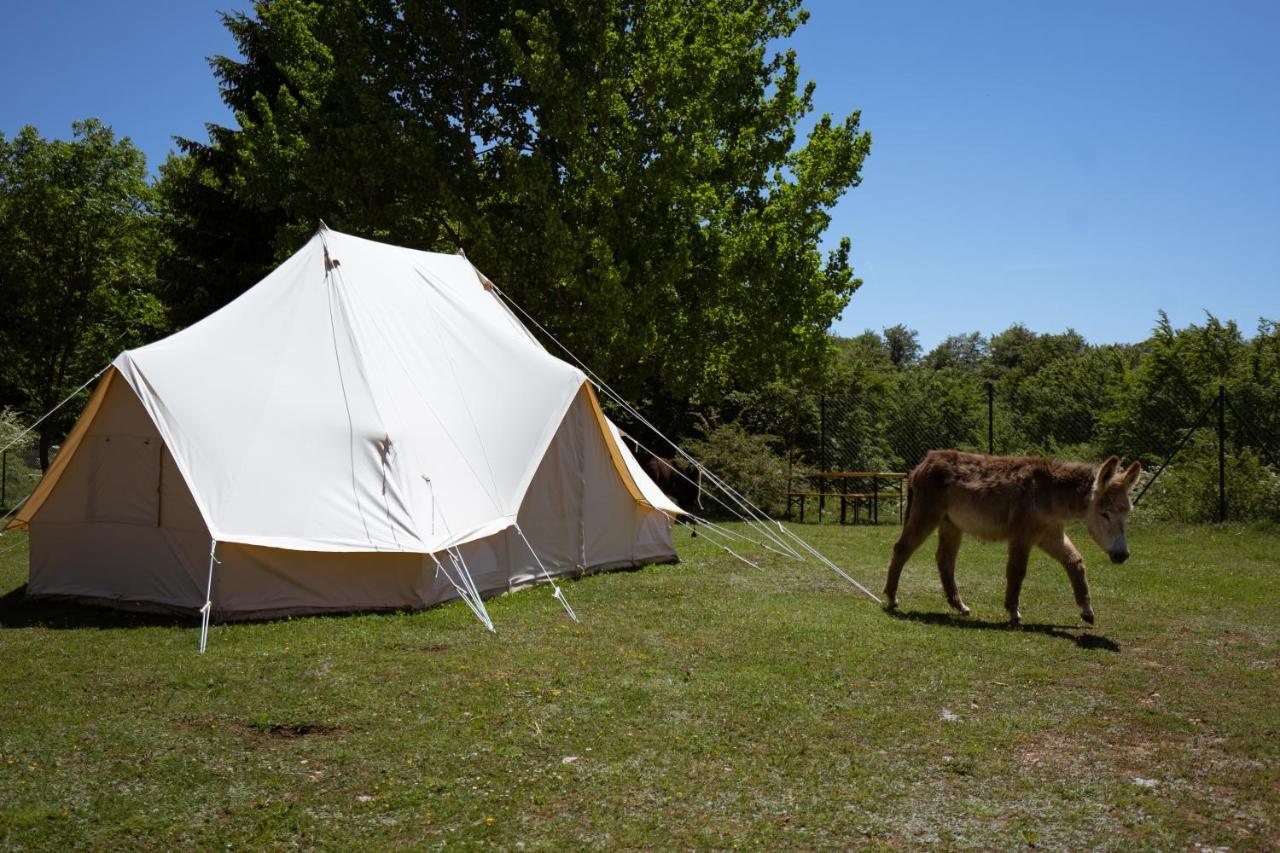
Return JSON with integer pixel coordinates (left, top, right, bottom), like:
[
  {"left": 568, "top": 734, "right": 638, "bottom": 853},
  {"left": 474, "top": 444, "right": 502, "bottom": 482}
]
[{"left": 14, "top": 226, "right": 680, "bottom": 552}]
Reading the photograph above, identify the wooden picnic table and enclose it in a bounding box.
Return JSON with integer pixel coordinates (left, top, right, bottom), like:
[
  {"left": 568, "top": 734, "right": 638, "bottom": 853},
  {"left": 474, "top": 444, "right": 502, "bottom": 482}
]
[{"left": 785, "top": 471, "right": 907, "bottom": 525}]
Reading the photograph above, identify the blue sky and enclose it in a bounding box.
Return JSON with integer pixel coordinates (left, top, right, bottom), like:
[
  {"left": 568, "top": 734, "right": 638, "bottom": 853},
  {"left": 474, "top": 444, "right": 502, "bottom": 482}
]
[{"left": 2, "top": 1, "right": 1276, "bottom": 349}]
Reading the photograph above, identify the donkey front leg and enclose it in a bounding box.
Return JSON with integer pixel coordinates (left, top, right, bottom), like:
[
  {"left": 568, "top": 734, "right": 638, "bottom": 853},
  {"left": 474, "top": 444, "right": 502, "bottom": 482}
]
[
  {"left": 1004, "top": 540, "right": 1031, "bottom": 624},
  {"left": 1038, "top": 528, "right": 1094, "bottom": 624}
]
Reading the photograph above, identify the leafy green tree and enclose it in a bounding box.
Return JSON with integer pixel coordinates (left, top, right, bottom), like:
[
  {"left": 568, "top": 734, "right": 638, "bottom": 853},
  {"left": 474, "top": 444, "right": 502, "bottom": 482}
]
[
  {"left": 883, "top": 367, "right": 983, "bottom": 468},
  {"left": 167, "top": 0, "right": 871, "bottom": 429},
  {"left": 834, "top": 329, "right": 893, "bottom": 370},
  {"left": 881, "top": 324, "right": 920, "bottom": 368},
  {"left": 1008, "top": 346, "right": 1126, "bottom": 456},
  {"left": 1237, "top": 319, "right": 1280, "bottom": 455},
  {"left": 0, "top": 120, "right": 167, "bottom": 469},
  {"left": 1102, "top": 312, "right": 1243, "bottom": 459},
  {"left": 922, "top": 331, "right": 986, "bottom": 372},
  {"left": 155, "top": 144, "right": 283, "bottom": 328}
]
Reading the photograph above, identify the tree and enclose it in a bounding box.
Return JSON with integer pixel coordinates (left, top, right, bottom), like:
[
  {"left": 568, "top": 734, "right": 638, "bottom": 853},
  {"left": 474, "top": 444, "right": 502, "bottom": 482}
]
[
  {"left": 167, "top": 0, "right": 871, "bottom": 432},
  {"left": 882, "top": 324, "right": 920, "bottom": 368},
  {"left": 155, "top": 142, "right": 283, "bottom": 328},
  {"left": 883, "top": 367, "right": 983, "bottom": 468},
  {"left": 1101, "top": 312, "right": 1257, "bottom": 460},
  {"left": 0, "top": 120, "right": 167, "bottom": 469},
  {"left": 923, "top": 331, "right": 986, "bottom": 372}
]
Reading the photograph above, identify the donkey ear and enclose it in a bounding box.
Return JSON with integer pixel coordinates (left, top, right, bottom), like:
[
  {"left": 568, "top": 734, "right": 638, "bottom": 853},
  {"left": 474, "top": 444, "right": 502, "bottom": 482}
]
[
  {"left": 1119, "top": 459, "right": 1142, "bottom": 491},
  {"left": 1095, "top": 455, "right": 1120, "bottom": 488}
]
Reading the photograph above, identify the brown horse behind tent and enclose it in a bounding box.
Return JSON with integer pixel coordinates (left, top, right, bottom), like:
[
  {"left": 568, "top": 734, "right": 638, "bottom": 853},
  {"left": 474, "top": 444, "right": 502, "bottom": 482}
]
[
  {"left": 640, "top": 453, "right": 700, "bottom": 514},
  {"left": 883, "top": 450, "right": 1141, "bottom": 624}
]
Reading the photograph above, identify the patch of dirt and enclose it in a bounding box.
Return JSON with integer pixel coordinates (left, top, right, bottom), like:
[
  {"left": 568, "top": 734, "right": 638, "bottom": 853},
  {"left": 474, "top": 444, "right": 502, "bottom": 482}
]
[
  {"left": 394, "top": 642, "right": 454, "bottom": 653},
  {"left": 175, "top": 716, "right": 341, "bottom": 740},
  {"left": 253, "top": 722, "right": 339, "bottom": 739}
]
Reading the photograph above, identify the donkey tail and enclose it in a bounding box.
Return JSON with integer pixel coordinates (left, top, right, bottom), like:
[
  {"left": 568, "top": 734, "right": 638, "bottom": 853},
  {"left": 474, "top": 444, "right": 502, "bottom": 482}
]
[{"left": 903, "top": 483, "right": 914, "bottom": 525}]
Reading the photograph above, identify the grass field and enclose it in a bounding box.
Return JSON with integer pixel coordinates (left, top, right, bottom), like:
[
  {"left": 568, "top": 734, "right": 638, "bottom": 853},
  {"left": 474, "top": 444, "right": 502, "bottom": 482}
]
[{"left": 0, "top": 520, "right": 1276, "bottom": 849}]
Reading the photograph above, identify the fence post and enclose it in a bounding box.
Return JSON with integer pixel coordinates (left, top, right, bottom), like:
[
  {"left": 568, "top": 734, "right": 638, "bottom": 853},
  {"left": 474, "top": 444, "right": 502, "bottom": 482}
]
[
  {"left": 985, "top": 381, "right": 995, "bottom": 455},
  {"left": 1218, "top": 384, "right": 1226, "bottom": 523},
  {"left": 1, "top": 449, "right": 6, "bottom": 509},
  {"left": 818, "top": 392, "right": 827, "bottom": 521}
]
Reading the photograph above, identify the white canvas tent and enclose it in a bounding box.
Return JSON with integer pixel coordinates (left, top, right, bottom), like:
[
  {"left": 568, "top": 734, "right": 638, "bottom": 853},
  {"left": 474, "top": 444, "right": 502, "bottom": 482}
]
[{"left": 7, "top": 226, "right": 682, "bottom": 625}]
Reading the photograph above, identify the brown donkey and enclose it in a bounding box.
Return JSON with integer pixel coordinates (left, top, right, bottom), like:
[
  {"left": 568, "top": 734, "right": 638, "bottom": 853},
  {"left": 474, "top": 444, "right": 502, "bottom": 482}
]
[{"left": 883, "top": 450, "right": 1141, "bottom": 624}]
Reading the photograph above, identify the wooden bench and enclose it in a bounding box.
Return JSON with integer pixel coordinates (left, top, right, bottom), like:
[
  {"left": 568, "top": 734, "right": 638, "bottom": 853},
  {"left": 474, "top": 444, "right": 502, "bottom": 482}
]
[
  {"left": 834, "top": 491, "right": 906, "bottom": 525},
  {"left": 785, "top": 490, "right": 830, "bottom": 523},
  {"left": 785, "top": 472, "right": 907, "bottom": 525}
]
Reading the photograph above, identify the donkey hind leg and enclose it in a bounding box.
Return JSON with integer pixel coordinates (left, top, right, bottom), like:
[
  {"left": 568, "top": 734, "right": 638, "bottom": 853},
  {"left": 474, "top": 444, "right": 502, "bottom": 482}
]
[
  {"left": 1004, "top": 540, "right": 1032, "bottom": 624},
  {"left": 883, "top": 494, "right": 944, "bottom": 610},
  {"left": 1038, "top": 529, "right": 1094, "bottom": 624},
  {"left": 935, "top": 518, "right": 969, "bottom": 615}
]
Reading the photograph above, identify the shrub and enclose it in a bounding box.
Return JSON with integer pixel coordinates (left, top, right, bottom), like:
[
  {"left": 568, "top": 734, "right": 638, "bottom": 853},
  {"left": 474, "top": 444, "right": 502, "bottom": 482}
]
[
  {"left": 1135, "top": 435, "right": 1280, "bottom": 523},
  {"left": 0, "top": 409, "right": 42, "bottom": 511},
  {"left": 682, "top": 422, "right": 799, "bottom": 518}
]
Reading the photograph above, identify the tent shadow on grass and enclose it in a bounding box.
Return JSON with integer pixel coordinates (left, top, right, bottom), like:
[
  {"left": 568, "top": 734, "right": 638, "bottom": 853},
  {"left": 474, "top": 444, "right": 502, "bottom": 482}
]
[
  {"left": 0, "top": 569, "right": 616, "bottom": 631},
  {"left": 886, "top": 607, "right": 1121, "bottom": 652},
  {"left": 0, "top": 583, "right": 437, "bottom": 630},
  {"left": 0, "top": 584, "right": 189, "bottom": 630}
]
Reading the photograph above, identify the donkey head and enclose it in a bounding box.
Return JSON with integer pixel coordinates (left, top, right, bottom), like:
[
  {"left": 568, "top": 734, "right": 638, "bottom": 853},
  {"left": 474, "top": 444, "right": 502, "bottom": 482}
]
[{"left": 1085, "top": 456, "right": 1142, "bottom": 563}]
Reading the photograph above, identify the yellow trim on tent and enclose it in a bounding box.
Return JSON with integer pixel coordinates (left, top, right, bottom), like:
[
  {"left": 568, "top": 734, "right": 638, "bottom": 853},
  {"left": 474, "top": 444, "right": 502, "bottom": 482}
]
[
  {"left": 581, "top": 382, "right": 653, "bottom": 510},
  {"left": 5, "top": 366, "right": 117, "bottom": 530}
]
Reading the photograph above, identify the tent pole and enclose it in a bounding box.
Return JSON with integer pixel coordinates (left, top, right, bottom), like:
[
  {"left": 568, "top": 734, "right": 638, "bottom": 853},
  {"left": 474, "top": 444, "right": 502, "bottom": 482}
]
[{"left": 199, "top": 539, "right": 219, "bottom": 654}]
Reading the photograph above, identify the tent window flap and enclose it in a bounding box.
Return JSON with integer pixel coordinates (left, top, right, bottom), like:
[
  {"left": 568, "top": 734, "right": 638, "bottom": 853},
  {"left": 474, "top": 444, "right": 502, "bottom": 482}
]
[{"left": 87, "top": 434, "right": 161, "bottom": 526}]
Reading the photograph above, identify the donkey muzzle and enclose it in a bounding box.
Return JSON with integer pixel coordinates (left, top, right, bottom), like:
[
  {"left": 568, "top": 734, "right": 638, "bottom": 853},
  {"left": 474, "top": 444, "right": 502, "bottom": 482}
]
[{"left": 1109, "top": 550, "right": 1129, "bottom": 565}]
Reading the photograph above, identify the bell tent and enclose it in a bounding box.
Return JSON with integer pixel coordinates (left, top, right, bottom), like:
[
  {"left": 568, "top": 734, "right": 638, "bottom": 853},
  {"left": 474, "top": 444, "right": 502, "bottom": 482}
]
[{"left": 7, "top": 226, "right": 683, "bottom": 631}]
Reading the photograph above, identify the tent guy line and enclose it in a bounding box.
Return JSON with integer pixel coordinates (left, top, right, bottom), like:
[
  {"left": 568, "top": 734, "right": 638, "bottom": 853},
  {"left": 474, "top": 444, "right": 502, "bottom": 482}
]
[
  {"left": 687, "top": 521, "right": 764, "bottom": 571},
  {"left": 428, "top": 491, "right": 508, "bottom": 633},
  {"left": 0, "top": 325, "right": 135, "bottom": 460},
  {"left": 0, "top": 359, "right": 119, "bottom": 532},
  {"left": 615, "top": 427, "right": 804, "bottom": 562},
  {"left": 682, "top": 511, "right": 797, "bottom": 561},
  {"left": 477, "top": 276, "right": 804, "bottom": 560},
  {"left": 0, "top": 362, "right": 112, "bottom": 459},
  {"left": 476, "top": 270, "right": 883, "bottom": 604},
  {"left": 514, "top": 523, "right": 579, "bottom": 623},
  {"left": 617, "top": 421, "right": 804, "bottom": 560}
]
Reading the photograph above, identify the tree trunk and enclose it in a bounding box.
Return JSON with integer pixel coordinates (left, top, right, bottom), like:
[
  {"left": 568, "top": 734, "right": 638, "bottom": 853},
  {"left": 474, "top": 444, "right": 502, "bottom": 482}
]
[{"left": 39, "top": 425, "right": 52, "bottom": 472}]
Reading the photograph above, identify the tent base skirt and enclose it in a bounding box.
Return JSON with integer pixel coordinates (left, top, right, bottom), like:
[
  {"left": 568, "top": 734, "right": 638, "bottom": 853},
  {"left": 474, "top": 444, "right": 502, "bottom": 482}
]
[{"left": 20, "top": 554, "right": 679, "bottom": 624}]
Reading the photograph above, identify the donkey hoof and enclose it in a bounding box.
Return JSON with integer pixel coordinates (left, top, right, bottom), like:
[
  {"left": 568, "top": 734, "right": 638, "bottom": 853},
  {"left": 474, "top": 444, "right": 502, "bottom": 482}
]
[
  {"left": 1081, "top": 610, "right": 1095, "bottom": 625},
  {"left": 949, "top": 599, "right": 971, "bottom": 616},
  {"left": 883, "top": 598, "right": 898, "bottom": 612},
  {"left": 1007, "top": 611, "right": 1022, "bottom": 626}
]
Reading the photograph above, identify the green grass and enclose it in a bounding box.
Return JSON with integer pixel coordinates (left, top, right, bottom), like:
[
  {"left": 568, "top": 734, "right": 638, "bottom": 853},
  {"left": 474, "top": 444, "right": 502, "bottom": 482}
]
[{"left": 0, "top": 520, "right": 1276, "bottom": 850}]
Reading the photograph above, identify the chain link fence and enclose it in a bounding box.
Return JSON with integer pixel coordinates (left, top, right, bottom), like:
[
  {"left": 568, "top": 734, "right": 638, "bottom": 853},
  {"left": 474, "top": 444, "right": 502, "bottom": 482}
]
[
  {"left": 4, "top": 333, "right": 1278, "bottom": 528},
  {"left": 776, "top": 370, "right": 1280, "bottom": 524}
]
